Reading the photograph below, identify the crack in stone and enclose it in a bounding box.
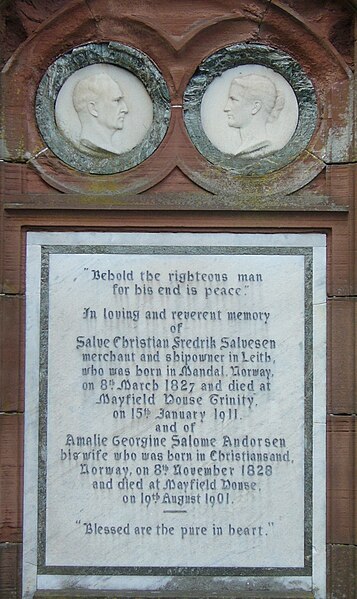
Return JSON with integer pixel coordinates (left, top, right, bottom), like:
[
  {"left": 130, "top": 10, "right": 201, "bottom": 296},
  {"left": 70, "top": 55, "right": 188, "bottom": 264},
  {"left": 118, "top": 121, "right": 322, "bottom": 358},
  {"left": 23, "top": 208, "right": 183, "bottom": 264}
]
[
  {"left": 25, "top": 147, "right": 48, "bottom": 162},
  {"left": 256, "top": 0, "right": 272, "bottom": 39},
  {"left": 85, "top": 0, "right": 103, "bottom": 35},
  {"left": 0, "top": 292, "right": 23, "bottom": 297}
]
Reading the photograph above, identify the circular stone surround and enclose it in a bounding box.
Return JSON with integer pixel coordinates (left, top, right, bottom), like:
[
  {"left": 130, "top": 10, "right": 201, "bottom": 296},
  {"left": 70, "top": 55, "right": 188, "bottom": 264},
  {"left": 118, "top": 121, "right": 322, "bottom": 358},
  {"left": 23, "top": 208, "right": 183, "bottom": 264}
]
[
  {"left": 184, "top": 44, "right": 317, "bottom": 176},
  {"left": 36, "top": 43, "right": 171, "bottom": 174}
]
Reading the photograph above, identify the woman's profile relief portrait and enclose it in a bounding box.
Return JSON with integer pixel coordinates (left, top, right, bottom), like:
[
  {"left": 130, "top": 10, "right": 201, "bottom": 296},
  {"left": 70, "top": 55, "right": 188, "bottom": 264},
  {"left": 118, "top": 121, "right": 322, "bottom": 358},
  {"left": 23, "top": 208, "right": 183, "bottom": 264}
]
[
  {"left": 200, "top": 64, "right": 299, "bottom": 159},
  {"left": 224, "top": 74, "right": 285, "bottom": 158}
]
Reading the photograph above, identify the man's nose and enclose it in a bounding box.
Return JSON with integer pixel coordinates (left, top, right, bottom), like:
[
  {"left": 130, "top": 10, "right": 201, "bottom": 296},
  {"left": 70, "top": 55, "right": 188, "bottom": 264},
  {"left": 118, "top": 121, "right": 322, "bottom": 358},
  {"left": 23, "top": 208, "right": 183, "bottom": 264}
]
[
  {"left": 224, "top": 100, "right": 231, "bottom": 112},
  {"left": 120, "top": 100, "right": 128, "bottom": 113}
]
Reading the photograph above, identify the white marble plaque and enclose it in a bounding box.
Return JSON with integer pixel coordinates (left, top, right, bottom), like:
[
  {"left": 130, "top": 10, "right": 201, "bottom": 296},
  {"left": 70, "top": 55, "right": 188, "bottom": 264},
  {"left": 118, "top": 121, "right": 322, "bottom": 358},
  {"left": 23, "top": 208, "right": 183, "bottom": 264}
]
[{"left": 24, "top": 233, "right": 326, "bottom": 598}]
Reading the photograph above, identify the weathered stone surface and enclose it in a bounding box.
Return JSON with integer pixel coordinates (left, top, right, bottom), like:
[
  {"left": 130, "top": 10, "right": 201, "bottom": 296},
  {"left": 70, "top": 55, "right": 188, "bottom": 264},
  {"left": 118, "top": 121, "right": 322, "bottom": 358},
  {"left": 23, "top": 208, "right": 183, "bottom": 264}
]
[
  {"left": 0, "top": 542, "right": 22, "bottom": 599},
  {"left": 328, "top": 298, "right": 357, "bottom": 414},
  {"left": 281, "top": 0, "right": 354, "bottom": 67},
  {"left": 0, "top": 414, "right": 23, "bottom": 543},
  {"left": 327, "top": 544, "right": 357, "bottom": 599},
  {"left": 0, "top": 295, "right": 23, "bottom": 412},
  {"left": 327, "top": 415, "right": 357, "bottom": 544},
  {"left": 1, "top": 0, "right": 354, "bottom": 194}
]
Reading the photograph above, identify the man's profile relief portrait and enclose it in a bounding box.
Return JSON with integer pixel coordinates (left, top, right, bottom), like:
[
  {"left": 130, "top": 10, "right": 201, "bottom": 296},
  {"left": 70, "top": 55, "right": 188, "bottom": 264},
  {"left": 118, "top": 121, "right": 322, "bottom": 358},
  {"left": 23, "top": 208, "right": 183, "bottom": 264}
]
[
  {"left": 55, "top": 64, "right": 153, "bottom": 157},
  {"left": 72, "top": 73, "right": 128, "bottom": 155},
  {"left": 201, "top": 64, "right": 299, "bottom": 158}
]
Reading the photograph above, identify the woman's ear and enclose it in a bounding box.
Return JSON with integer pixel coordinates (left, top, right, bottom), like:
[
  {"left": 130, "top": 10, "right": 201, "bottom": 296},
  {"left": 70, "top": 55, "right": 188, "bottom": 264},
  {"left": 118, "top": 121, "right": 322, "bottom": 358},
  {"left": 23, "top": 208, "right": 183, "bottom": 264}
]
[{"left": 251, "top": 100, "right": 262, "bottom": 115}]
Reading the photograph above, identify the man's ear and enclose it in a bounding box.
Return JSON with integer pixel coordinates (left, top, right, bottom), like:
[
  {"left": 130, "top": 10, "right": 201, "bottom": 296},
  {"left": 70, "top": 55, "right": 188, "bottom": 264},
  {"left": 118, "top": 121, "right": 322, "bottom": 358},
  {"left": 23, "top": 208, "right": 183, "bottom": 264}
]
[
  {"left": 87, "top": 101, "right": 98, "bottom": 117},
  {"left": 251, "top": 100, "right": 261, "bottom": 115}
]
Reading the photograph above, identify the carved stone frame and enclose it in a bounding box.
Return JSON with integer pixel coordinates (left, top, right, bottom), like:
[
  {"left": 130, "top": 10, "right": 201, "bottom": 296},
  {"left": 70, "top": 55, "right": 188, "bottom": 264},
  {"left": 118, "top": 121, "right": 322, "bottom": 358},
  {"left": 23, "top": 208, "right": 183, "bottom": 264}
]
[
  {"left": 36, "top": 42, "right": 171, "bottom": 174},
  {"left": 183, "top": 44, "right": 318, "bottom": 176}
]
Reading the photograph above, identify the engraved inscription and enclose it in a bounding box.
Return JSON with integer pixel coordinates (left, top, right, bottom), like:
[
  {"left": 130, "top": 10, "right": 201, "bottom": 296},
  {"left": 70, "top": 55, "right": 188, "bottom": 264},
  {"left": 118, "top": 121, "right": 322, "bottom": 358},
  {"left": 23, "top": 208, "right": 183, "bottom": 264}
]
[{"left": 40, "top": 245, "right": 309, "bottom": 570}]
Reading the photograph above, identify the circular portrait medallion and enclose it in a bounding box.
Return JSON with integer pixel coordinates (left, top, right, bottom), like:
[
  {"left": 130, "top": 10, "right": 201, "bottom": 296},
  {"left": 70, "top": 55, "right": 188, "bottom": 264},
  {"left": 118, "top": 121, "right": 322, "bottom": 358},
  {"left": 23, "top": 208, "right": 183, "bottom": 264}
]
[
  {"left": 184, "top": 44, "right": 317, "bottom": 175},
  {"left": 36, "top": 43, "right": 171, "bottom": 174},
  {"left": 55, "top": 64, "right": 153, "bottom": 157}
]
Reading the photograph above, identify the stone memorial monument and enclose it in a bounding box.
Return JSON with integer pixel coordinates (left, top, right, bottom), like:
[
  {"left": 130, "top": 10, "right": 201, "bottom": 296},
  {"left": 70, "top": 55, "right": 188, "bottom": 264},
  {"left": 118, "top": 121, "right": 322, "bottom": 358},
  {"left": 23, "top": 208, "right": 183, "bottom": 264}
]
[{"left": 0, "top": 2, "right": 356, "bottom": 599}]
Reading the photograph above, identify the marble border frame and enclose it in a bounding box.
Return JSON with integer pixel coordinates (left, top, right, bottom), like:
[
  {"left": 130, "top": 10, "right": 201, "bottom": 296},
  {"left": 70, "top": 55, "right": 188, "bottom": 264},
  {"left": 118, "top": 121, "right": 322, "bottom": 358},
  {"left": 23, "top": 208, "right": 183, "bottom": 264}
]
[
  {"left": 183, "top": 44, "right": 318, "bottom": 176},
  {"left": 37, "top": 244, "right": 312, "bottom": 578},
  {"left": 35, "top": 43, "right": 171, "bottom": 175}
]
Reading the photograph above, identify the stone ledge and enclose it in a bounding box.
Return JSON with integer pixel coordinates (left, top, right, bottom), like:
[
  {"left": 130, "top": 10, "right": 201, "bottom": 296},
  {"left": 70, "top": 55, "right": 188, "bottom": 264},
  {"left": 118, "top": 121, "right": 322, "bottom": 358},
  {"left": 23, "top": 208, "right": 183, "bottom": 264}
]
[
  {"left": 3, "top": 193, "right": 349, "bottom": 212},
  {"left": 33, "top": 591, "right": 315, "bottom": 599}
]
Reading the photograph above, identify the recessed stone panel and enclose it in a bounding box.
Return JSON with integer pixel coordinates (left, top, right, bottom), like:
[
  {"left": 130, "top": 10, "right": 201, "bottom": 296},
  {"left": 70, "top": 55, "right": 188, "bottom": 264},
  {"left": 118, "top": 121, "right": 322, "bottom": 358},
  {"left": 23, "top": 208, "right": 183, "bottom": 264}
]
[{"left": 24, "top": 232, "right": 326, "bottom": 598}]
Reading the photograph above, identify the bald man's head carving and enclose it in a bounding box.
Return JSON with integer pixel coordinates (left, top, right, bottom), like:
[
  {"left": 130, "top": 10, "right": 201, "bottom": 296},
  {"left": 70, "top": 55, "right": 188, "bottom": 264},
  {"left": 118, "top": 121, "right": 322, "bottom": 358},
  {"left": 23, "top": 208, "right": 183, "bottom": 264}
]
[{"left": 72, "top": 73, "right": 128, "bottom": 155}]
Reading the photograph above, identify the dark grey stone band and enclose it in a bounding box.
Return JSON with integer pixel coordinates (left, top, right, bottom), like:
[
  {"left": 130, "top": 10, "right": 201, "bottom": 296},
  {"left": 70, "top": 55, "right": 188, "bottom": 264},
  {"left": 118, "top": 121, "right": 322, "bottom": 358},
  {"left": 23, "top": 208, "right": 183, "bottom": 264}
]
[
  {"left": 183, "top": 44, "right": 317, "bottom": 176},
  {"left": 36, "top": 43, "right": 171, "bottom": 174}
]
